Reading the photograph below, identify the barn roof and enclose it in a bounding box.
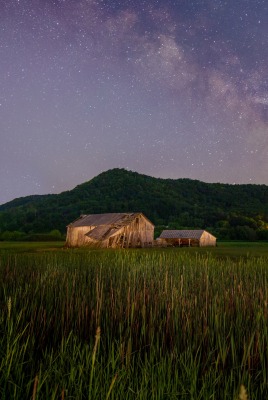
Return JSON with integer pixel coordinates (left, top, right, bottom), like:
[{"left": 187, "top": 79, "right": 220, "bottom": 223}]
[
  {"left": 159, "top": 230, "right": 207, "bottom": 239},
  {"left": 68, "top": 213, "right": 135, "bottom": 227},
  {"left": 68, "top": 212, "right": 154, "bottom": 228},
  {"left": 85, "top": 225, "right": 118, "bottom": 241}
]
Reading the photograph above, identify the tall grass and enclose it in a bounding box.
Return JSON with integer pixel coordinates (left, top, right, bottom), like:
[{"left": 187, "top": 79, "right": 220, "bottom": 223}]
[{"left": 0, "top": 248, "right": 268, "bottom": 399}]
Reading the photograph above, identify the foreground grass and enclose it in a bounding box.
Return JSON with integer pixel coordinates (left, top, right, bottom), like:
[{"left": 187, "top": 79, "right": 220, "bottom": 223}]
[{"left": 0, "top": 245, "right": 268, "bottom": 399}]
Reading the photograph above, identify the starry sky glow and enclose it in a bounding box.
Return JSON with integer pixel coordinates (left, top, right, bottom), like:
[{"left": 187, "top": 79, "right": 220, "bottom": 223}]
[{"left": 0, "top": 0, "right": 268, "bottom": 204}]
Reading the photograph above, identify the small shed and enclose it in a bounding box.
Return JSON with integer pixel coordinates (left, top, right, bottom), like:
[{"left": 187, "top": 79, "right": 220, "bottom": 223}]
[
  {"left": 157, "top": 230, "right": 216, "bottom": 247},
  {"left": 66, "top": 213, "right": 154, "bottom": 248}
]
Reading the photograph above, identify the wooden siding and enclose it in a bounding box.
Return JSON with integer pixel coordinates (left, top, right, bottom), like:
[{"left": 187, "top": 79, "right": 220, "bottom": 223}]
[
  {"left": 157, "top": 230, "right": 216, "bottom": 247},
  {"left": 199, "top": 231, "right": 217, "bottom": 247},
  {"left": 66, "top": 226, "right": 92, "bottom": 247},
  {"left": 66, "top": 213, "right": 154, "bottom": 248}
]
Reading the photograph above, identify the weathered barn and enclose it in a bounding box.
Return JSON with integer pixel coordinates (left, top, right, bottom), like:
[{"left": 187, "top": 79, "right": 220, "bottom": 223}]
[
  {"left": 157, "top": 230, "right": 216, "bottom": 247},
  {"left": 66, "top": 213, "right": 154, "bottom": 248}
]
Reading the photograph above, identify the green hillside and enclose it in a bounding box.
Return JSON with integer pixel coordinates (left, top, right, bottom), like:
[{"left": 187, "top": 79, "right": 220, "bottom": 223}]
[{"left": 0, "top": 168, "right": 268, "bottom": 240}]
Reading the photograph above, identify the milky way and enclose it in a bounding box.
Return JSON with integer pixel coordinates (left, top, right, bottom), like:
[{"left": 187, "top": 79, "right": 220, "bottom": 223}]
[{"left": 0, "top": 0, "right": 267, "bottom": 204}]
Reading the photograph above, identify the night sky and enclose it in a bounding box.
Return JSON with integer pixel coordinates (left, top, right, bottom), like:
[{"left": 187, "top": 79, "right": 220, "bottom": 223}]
[{"left": 1, "top": 0, "right": 267, "bottom": 205}]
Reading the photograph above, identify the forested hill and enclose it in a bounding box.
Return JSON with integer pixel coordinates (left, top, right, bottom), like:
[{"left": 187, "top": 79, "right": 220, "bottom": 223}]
[{"left": 1, "top": 168, "right": 268, "bottom": 240}]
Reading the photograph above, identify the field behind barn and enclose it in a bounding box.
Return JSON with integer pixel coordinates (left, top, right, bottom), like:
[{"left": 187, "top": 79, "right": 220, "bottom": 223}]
[{"left": 0, "top": 242, "right": 268, "bottom": 399}]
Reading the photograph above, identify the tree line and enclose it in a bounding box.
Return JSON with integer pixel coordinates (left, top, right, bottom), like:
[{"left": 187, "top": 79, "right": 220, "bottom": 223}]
[{"left": 0, "top": 168, "right": 268, "bottom": 241}]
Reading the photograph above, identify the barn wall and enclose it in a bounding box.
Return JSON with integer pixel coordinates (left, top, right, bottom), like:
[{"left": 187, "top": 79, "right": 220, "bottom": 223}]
[
  {"left": 66, "top": 226, "right": 94, "bottom": 247},
  {"left": 127, "top": 215, "right": 154, "bottom": 247},
  {"left": 107, "top": 215, "right": 154, "bottom": 248},
  {"left": 66, "top": 214, "right": 154, "bottom": 249},
  {"left": 83, "top": 236, "right": 108, "bottom": 248}
]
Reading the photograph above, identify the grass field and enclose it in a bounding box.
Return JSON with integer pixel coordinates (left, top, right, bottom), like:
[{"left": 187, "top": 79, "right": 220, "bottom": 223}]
[
  {"left": 0, "top": 241, "right": 268, "bottom": 399},
  {"left": 1, "top": 240, "right": 268, "bottom": 257}
]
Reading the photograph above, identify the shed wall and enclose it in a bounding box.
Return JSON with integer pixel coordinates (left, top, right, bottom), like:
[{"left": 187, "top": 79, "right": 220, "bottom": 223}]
[
  {"left": 199, "top": 232, "right": 217, "bottom": 246},
  {"left": 156, "top": 231, "right": 216, "bottom": 247}
]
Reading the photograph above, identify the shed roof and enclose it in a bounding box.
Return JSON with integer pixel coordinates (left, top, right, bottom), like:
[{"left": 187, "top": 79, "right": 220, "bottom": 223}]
[{"left": 159, "top": 230, "right": 208, "bottom": 239}]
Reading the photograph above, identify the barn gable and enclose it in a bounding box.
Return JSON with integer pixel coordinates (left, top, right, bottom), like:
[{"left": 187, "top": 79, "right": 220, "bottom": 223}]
[{"left": 66, "top": 213, "right": 154, "bottom": 248}]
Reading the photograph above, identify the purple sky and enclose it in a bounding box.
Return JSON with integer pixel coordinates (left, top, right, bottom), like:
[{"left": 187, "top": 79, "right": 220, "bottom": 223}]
[{"left": 0, "top": 0, "right": 267, "bottom": 204}]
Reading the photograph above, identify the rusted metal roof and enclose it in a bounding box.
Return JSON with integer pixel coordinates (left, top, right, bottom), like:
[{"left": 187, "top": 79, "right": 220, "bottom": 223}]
[
  {"left": 69, "top": 213, "right": 137, "bottom": 227},
  {"left": 159, "top": 230, "right": 206, "bottom": 239},
  {"left": 85, "top": 225, "right": 119, "bottom": 241}
]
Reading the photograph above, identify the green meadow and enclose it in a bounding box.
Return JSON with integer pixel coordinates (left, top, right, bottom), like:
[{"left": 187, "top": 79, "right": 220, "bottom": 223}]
[{"left": 0, "top": 242, "right": 268, "bottom": 399}]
